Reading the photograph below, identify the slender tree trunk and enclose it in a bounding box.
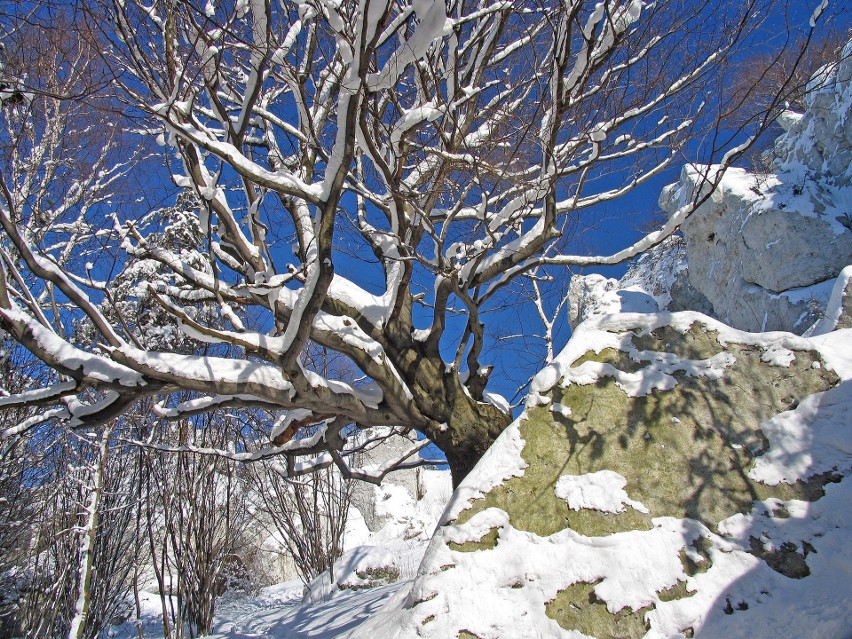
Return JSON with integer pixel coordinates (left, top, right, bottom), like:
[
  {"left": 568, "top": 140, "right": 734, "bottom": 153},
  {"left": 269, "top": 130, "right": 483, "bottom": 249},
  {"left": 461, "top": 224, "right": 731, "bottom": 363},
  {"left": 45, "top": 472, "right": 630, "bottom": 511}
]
[{"left": 67, "top": 426, "right": 111, "bottom": 639}]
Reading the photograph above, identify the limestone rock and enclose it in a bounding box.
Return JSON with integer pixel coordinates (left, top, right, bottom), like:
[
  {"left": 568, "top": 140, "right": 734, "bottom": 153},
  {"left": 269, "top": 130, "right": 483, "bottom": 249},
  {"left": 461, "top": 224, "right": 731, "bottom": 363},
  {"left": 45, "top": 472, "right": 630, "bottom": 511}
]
[
  {"left": 352, "top": 312, "right": 852, "bottom": 638},
  {"left": 568, "top": 238, "right": 713, "bottom": 330},
  {"left": 567, "top": 273, "right": 658, "bottom": 329},
  {"left": 773, "top": 39, "right": 852, "bottom": 188},
  {"left": 806, "top": 265, "right": 852, "bottom": 335},
  {"left": 659, "top": 164, "right": 851, "bottom": 331},
  {"left": 648, "top": 40, "right": 852, "bottom": 334}
]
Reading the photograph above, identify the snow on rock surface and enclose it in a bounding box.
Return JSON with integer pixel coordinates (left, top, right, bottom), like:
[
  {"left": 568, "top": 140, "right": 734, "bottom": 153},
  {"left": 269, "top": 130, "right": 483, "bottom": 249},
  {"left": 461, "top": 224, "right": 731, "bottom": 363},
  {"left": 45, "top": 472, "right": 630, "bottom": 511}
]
[
  {"left": 303, "top": 546, "right": 401, "bottom": 603},
  {"left": 568, "top": 272, "right": 660, "bottom": 328},
  {"left": 806, "top": 264, "right": 852, "bottom": 336},
  {"left": 568, "top": 238, "right": 713, "bottom": 330},
  {"left": 655, "top": 42, "right": 852, "bottom": 334},
  {"left": 350, "top": 311, "right": 852, "bottom": 638},
  {"left": 575, "top": 44, "right": 852, "bottom": 335}
]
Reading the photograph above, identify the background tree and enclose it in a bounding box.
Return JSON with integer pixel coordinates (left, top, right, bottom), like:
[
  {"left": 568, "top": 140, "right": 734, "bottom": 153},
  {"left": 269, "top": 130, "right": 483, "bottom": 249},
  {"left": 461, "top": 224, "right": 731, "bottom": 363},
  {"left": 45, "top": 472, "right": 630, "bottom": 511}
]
[
  {"left": 245, "top": 444, "right": 354, "bottom": 587},
  {"left": 10, "top": 425, "right": 138, "bottom": 639},
  {"left": 0, "top": 0, "right": 843, "bottom": 489},
  {"left": 139, "top": 412, "right": 252, "bottom": 638}
]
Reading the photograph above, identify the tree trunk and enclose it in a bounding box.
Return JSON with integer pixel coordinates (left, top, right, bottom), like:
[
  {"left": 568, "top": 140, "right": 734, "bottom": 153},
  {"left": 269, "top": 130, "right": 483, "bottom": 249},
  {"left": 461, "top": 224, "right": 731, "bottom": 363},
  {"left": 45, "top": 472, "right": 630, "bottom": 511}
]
[
  {"left": 68, "top": 426, "right": 111, "bottom": 639},
  {"left": 424, "top": 385, "right": 512, "bottom": 489},
  {"left": 395, "top": 344, "right": 513, "bottom": 488}
]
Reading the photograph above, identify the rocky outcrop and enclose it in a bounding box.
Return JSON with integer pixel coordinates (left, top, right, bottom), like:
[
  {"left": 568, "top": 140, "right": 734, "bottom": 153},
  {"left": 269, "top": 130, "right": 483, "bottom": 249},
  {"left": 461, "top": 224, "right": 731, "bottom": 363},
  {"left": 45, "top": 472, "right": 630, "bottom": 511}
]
[
  {"left": 568, "top": 238, "right": 713, "bottom": 329},
  {"left": 658, "top": 40, "right": 852, "bottom": 334},
  {"left": 571, "top": 41, "right": 852, "bottom": 335},
  {"left": 659, "top": 160, "right": 850, "bottom": 332},
  {"left": 351, "top": 310, "right": 852, "bottom": 638},
  {"left": 567, "top": 273, "right": 659, "bottom": 328}
]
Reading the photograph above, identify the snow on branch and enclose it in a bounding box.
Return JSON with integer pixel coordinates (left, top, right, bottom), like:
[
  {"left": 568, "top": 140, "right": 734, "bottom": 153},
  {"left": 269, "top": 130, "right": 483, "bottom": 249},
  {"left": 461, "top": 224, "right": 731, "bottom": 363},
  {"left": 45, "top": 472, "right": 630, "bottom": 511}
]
[{"left": 0, "top": 0, "right": 816, "bottom": 485}]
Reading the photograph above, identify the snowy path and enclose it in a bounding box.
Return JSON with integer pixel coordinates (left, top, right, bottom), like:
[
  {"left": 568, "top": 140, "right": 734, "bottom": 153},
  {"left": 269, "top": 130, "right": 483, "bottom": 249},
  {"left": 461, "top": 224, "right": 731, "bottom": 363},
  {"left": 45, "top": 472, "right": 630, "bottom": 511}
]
[
  {"left": 208, "top": 580, "right": 405, "bottom": 639},
  {"left": 106, "top": 580, "right": 405, "bottom": 639}
]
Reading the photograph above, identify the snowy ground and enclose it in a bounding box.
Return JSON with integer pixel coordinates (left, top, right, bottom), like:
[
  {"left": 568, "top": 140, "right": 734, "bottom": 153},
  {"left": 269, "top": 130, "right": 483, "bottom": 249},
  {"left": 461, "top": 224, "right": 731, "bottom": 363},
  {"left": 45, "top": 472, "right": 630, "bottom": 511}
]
[
  {"left": 210, "top": 580, "right": 404, "bottom": 639},
  {"left": 105, "top": 469, "right": 450, "bottom": 639},
  {"left": 105, "top": 578, "right": 404, "bottom": 639}
]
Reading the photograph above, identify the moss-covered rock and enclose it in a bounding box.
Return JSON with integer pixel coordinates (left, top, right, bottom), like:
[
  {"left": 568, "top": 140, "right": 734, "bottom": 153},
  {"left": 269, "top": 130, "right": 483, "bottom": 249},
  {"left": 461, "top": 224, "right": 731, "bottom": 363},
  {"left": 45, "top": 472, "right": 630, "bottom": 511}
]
[
  {"left": 456, "top": 322, "right": 837, "bottom": 539},
  {"left": 546, "top": 580, "right": 653, "bottom": 638},
  {"left": 350, "top": 312, "right": 852, "bottom": 639}
]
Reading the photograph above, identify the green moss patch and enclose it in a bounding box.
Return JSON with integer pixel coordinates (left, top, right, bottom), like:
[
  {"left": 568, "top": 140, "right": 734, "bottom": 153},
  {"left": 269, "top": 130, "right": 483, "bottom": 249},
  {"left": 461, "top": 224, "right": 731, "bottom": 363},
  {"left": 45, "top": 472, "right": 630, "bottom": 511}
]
[
  {"left": 679, "top": 537, "right": 713, "bottom": 576},
  {"left": 572, "top": 347, "right": 645, "bottom": 373},
  {"left": 657, "top": 579, "right": 696, "bottom": 602},
  {"left": 454, "top": 404, "right": 653, "bottom": 537},
  {"left": 448, "top": 527, "right": 499, "bottom": 552},
  {"left": 546, "top": 581, "right": 652, "bottom": 639},
  {"left": 456, "top": 324, "right": 838, "bottom": 536}
]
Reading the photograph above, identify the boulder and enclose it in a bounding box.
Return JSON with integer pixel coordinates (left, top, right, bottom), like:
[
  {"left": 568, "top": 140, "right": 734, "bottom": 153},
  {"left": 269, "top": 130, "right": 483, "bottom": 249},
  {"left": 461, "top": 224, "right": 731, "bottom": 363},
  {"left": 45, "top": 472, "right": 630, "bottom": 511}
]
[
  {"left": 659, "top": 164, "right": 849, "bottom": 333},
  {"left": 806, "top": 265, "right": 852, "bottom": 336},
  {"left": 352, "top": 312, "right": 852, "bottom": 638},
  {"left": 644, "top": 40, "right": 852, "bottom": 334},
  {"left": 567, "top": 274, "right": 658, "bottom": 329},
  {"left": 773, "top": 39, "right": 852, "bottom": 188},
  {"left": 568, "top": 239, "right": 713, "bottom": 330}
]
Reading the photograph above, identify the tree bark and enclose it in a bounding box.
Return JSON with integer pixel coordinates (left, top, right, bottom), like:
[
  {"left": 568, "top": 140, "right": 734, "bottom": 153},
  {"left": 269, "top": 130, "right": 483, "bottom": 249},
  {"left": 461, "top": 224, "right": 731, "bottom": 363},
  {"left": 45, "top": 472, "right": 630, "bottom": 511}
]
[{"left": 441, "top": 394, "right": 511, "bottom": 489}]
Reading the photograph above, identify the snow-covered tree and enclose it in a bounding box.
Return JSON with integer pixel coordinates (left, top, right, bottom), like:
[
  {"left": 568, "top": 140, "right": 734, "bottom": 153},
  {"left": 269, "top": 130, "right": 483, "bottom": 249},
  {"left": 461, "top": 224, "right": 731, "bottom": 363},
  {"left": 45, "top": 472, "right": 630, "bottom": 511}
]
[
  {"left": 0, "top": 0, "right": 838, "bottom": 486},
  {"left": 9, "top": 426, "right": 138, "bottom": 639},
  {"left": 139, "top": 412, "right": 253, "bottom": 638}
]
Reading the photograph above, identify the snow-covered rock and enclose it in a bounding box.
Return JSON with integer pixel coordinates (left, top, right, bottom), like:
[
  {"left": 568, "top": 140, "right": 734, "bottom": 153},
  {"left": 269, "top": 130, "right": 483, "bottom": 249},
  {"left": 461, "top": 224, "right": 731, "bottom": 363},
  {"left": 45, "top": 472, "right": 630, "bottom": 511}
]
[
  {"left": 350, "top": 429, "right": 441, "bottom": 533},
  {"left": 352, "top": 311, "right": 852, "bottom": 638},
  {"left": 568, "top": 274, "right": 659, "bottom": 328},
  {"left": 774, "top": 39, "right": 852, "bottom": 188},
  {"left": 806, "top": 265, "right": 852, "bottom": 336},
  {"left": 660, "top": 162, "right": 850, "bottom": 333},
  {"left": 568, "top": 238, "right": 713, "bottom": 329},
  {"left": 653, "top": 41, "right": 852, "bottom": 334},
  {"left": 303, "top": 546, "right": 400, "bottom": 603}
]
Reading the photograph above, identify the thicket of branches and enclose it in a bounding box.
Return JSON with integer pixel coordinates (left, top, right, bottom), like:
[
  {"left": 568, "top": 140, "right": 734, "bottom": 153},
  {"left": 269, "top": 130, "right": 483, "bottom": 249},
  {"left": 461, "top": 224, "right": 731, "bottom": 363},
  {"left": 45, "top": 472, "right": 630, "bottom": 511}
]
[
  {"left": 0, "top": 0, "right": 839, "bottom": 487},
  {"left": 0, "top": 1, "right": 846, "bottom": 634}
]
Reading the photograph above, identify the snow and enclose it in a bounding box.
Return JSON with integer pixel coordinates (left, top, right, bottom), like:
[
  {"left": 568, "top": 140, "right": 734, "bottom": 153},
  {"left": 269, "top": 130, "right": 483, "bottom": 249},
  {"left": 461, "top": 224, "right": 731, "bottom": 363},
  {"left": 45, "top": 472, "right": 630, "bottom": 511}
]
[
  {"left": 113, "top": 344, "right": 295, "bottom": 397},
  {"left": 364, "top": 510, "right": 704, "bottom": 637},
  {"left": 555, "top": 470, "right": 650, "bottom": 514},
  {"left": 550, "top": 402, "right": 572, "bottom": 417},
  {"left": 107, "top": 580, "right": 406, "bottom": 639},
  {"left": 482, "top": 389, "right": 511, "bottom": 414},
  {"left": 307, "top": 546, "right": 399, "bottom": 596},
  {"left": 441, "top": 418, "right": 527, "bottom": 523},
  {"left": 759, "top": 343, "right": 796, "bottom": 367},
  {"left": 533, "top": 311, "right": 825, "bottom": 401},
  {"left": 106, "top": 467, "right": 452, "bottom": 639},
  {"left": 367, "top": 0, "right": 451, "bottom": 90},
  {"left": 0, "top": 380, "right": 77, "bottom": 408},
  {"left": 805, "top": 265, "right": 852, "bottom": 336},
  {"left": 749, "top": 381, "right": 852, "bottom": 485},
  {"left": 0, "top": 304, "right": 144, "bottom": 386},
  {"left": 809, "top": 0, "right": 829, "bottom": 27},
  {"left": 95, "top": 309, "right": 852, "bottom": 639}
]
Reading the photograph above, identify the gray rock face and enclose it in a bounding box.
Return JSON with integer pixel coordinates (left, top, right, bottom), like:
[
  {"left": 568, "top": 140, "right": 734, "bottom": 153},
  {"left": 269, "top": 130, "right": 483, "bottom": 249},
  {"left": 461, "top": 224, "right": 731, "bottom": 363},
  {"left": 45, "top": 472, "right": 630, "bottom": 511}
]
[
  {"left": 658, "top": 165, "right": 847, "bottom": 333},
  {"left": 774, "top": 41, "right": 852, "bottom": 188},
  {"left": 651, "top": 41, "right": 852, "bottom": 334},
  {"left": 568, "top": 41, "right": 852, "bottom": 335}
]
